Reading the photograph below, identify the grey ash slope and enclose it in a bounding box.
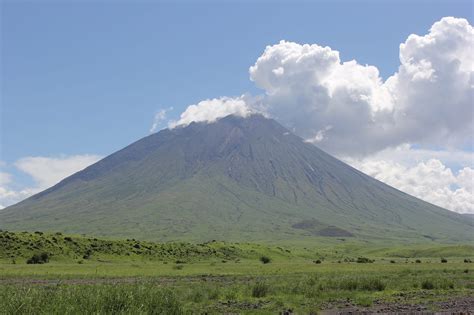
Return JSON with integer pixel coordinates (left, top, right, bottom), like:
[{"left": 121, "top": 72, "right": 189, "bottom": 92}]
[{"left": 1, "top": 115, "right": 472, "bottom": 242}]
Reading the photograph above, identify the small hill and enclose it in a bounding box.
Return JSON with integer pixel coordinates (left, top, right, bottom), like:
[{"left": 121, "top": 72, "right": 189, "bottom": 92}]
[
  {"left": 0, "top": 115, "right": 472, "bottom": 243},
  {"left": 0, "top": 230, "right": 292, "bottom": 263}
]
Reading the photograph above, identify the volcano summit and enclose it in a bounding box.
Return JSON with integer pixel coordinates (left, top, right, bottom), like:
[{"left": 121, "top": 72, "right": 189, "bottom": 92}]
[{"left": 1, "top": 115, "right": 472, "bottom": 242}]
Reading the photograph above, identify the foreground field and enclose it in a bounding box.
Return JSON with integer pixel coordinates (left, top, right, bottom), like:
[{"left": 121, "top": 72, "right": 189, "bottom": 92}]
[{"left": 1, "top": 231, "right": 473, "bottom": 314}]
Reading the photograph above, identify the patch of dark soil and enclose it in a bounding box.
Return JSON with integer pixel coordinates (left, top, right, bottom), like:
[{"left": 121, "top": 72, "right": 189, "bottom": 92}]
[
  {"left": 292, "top": 219, "right": 353, "bottom": 237},
  {"left": 215, "top": 299, "right": 270, "bottom": 312},
  {"left": 320, "top": 296, "right": 474, "bottom": 314},
  {"left": 317, "top": 226, "right": 354, "bottom": 237}
]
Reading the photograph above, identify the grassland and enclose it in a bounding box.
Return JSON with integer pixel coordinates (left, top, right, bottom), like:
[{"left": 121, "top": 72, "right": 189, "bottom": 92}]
[{"left": 1, "top": 231, "right": 473, "bottom": 314}]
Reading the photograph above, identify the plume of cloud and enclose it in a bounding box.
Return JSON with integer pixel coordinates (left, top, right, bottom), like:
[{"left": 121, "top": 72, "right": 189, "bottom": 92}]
[
  {"left": 150, "top": 107, "right": 173, "bottom": 133},
  {"left": 168, "top": 96, "right": 253, "bottom": 128}
]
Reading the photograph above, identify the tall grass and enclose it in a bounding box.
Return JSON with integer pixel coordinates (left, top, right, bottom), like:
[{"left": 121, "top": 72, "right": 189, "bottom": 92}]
[{"left": 0, "top": 285, "right": 183, "bottom": 314}]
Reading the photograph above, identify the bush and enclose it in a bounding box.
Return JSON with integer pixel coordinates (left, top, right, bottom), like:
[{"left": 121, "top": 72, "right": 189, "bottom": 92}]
[
  {"left": 83, "top": 249, "right": 93, "bottom": 260},
  {"left": 421, "top": 280, "right": 435, "bottom": 290},
  {"left": 356, "top": 257, "right": 374, "bottom": 263},
  {"left": 252, "top": 282, "right": 269, "bottom": 298},
  {"left": 359, "top": 278, "right": 386, "bottom": 291},
  {"left": 313, "top": 259, "right": 322, "bottom": 264},
  {"left": 415, "top": 259, "right": 421, "bottom": 263},
  {"left": 441, "top": 258, "right": 448, "bottom": 263},
  {"left": 464, "top": 258, "right": 472, "bottom": 263},
  {"left": 26, "top": 252, "right": 49, "bottom": 264},
  {"left": 260, "top": 256, "right": 271, "bottom": 264},
  {"left": 390, "top": 260, "right": 396, "bottom": 264}
]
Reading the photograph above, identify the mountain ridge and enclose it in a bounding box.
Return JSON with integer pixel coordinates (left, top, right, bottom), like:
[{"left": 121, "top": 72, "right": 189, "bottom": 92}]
[{"left": 1, "top": 115, "right": 472, "bottom": 243}]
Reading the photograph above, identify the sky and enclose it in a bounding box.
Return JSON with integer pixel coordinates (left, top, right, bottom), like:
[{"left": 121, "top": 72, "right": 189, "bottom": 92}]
[{"left": 1, "top": 0, "right": 473, "bottom": 213}]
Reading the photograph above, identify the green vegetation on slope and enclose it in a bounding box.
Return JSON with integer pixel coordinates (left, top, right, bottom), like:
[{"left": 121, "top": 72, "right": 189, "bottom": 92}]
[
  {"left": 1, "top": 115, "right": 472, "bottom": 242},
  {"left": 2, "top": 231, "right": 473, "bottom": 266}
]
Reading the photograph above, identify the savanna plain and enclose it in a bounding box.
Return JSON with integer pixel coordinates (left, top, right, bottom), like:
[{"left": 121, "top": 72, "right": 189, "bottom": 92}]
[{"left": 0, "top": 231, "right": 473, "bottom": 314}]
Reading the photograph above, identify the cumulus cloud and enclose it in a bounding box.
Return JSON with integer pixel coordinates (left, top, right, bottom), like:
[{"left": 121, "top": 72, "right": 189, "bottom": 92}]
[
  {"left": 248, "top": 17, "right": 473, "bottom": 156},
  {"left": 168, "top": 96, "right": 254, "bottom": 128},
  {"left": 0, "top": 155, "right": 102, "bottom": 208},
  {"left": 345, "top": 151, "right": 473, "bottom": 214},
  {"left": 169, "top": 18, "right": 472, "bottom": 155}
]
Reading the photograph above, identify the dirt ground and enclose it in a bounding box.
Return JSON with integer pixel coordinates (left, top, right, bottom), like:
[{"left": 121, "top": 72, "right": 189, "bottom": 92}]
[{"left": 319, "top": 296, "right": 474, "bottom": 314}]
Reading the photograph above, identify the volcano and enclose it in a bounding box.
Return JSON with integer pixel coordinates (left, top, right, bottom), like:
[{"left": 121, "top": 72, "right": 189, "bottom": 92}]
[{"left": 1, "top": 115, "right": 472, "bottom": 242}]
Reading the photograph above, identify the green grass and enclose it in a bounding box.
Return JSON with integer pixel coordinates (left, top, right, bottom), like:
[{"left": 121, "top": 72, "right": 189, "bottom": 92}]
[
  {"left": 1, "top": 231, "right": 473, "bottom": 313},
  {"left": 1, "top": 263, "right": 473, "bottom": 314}
]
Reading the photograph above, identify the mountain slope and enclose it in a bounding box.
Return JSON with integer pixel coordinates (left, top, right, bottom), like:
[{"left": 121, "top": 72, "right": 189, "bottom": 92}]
[{"left": 1, "top": 115, "right": 472, "bottom": 242}]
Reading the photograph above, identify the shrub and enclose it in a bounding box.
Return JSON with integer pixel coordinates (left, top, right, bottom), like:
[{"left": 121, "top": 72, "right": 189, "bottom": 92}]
[
  {"left": 390, "top": 260, "right": 396, "bottom": 264},
  {"left": 355, "top": 296, "right": 373, "bottom": 307},
  {"left": 360, "top": 278, "right": 386, "bottom": 291},
  {"left": 415, "top": 259, "right": 421, "bottom": 263},
  {"left": 83, "top": 249, "right": 93, "bottom": 260},
  {"left": 260, "top": 256, "right": 271, "bottom": 264},
  {"left": 441, "top": 258, "right": 448, "bottom": 263},
  {"left": 421, "top": 280, "right": 435, "bottom": 290},
  {"left": 464, "top": 258, "right": 472, "bottom": 263},
  {"left": 313, "top": 259, "right": 322, "bottom": 264},
  {"left": 208, "top": 288, "right": 220, "bottom": 300},
  {"left": 26, "top": 252, "right": 49, "bottom": 264},
  {"left": 252, "top": 282, "right": 269, "bottom": 298},
  {"left": 356, "top": 257, "right": 374, "bottom": 263}
]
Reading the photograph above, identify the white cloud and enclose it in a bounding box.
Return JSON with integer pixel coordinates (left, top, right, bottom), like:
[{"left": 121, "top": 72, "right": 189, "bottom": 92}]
[
  {"left": 0, "top": 155, "right": 102, "bottom": 208},
  {"left": 249, "top": 40, "right": 395, "bottom": 156},
  {"left": 0, "top": 172, "right": 12, "bottom": 186},
  {"left": 248, "top": 17, "right": 473, "bottom": 156},
  {"left": 344, "top": 146, "right": 474, "bottom": 213},
  {"left": 387, "top": 17, "right": 474, "bottom": 150},
  {"left": 168, "top": 96, "right": 253, "bottom": 128},
  {"left": 150, "top": 107, "right": 173, "bottom": 133},
  {"left": 15, "top": 155, "right": 102, "bottom": 190},
  {"left": 169, "top": 18, "right": 472, "bottom": 155}
]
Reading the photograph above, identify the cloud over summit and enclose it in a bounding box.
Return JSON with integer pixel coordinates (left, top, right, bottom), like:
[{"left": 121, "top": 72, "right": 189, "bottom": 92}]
[{"left": 168, "top": 96, "right": 254, "bottom": 128}]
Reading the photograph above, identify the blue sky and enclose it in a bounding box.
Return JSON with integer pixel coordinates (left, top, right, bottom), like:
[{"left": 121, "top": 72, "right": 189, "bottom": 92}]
[
  {"left": 3, "top": 0, "right": 472, "bottom": 160},
  {"left": 1, "top": 0, "right": 473, "bottom": 212}
]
